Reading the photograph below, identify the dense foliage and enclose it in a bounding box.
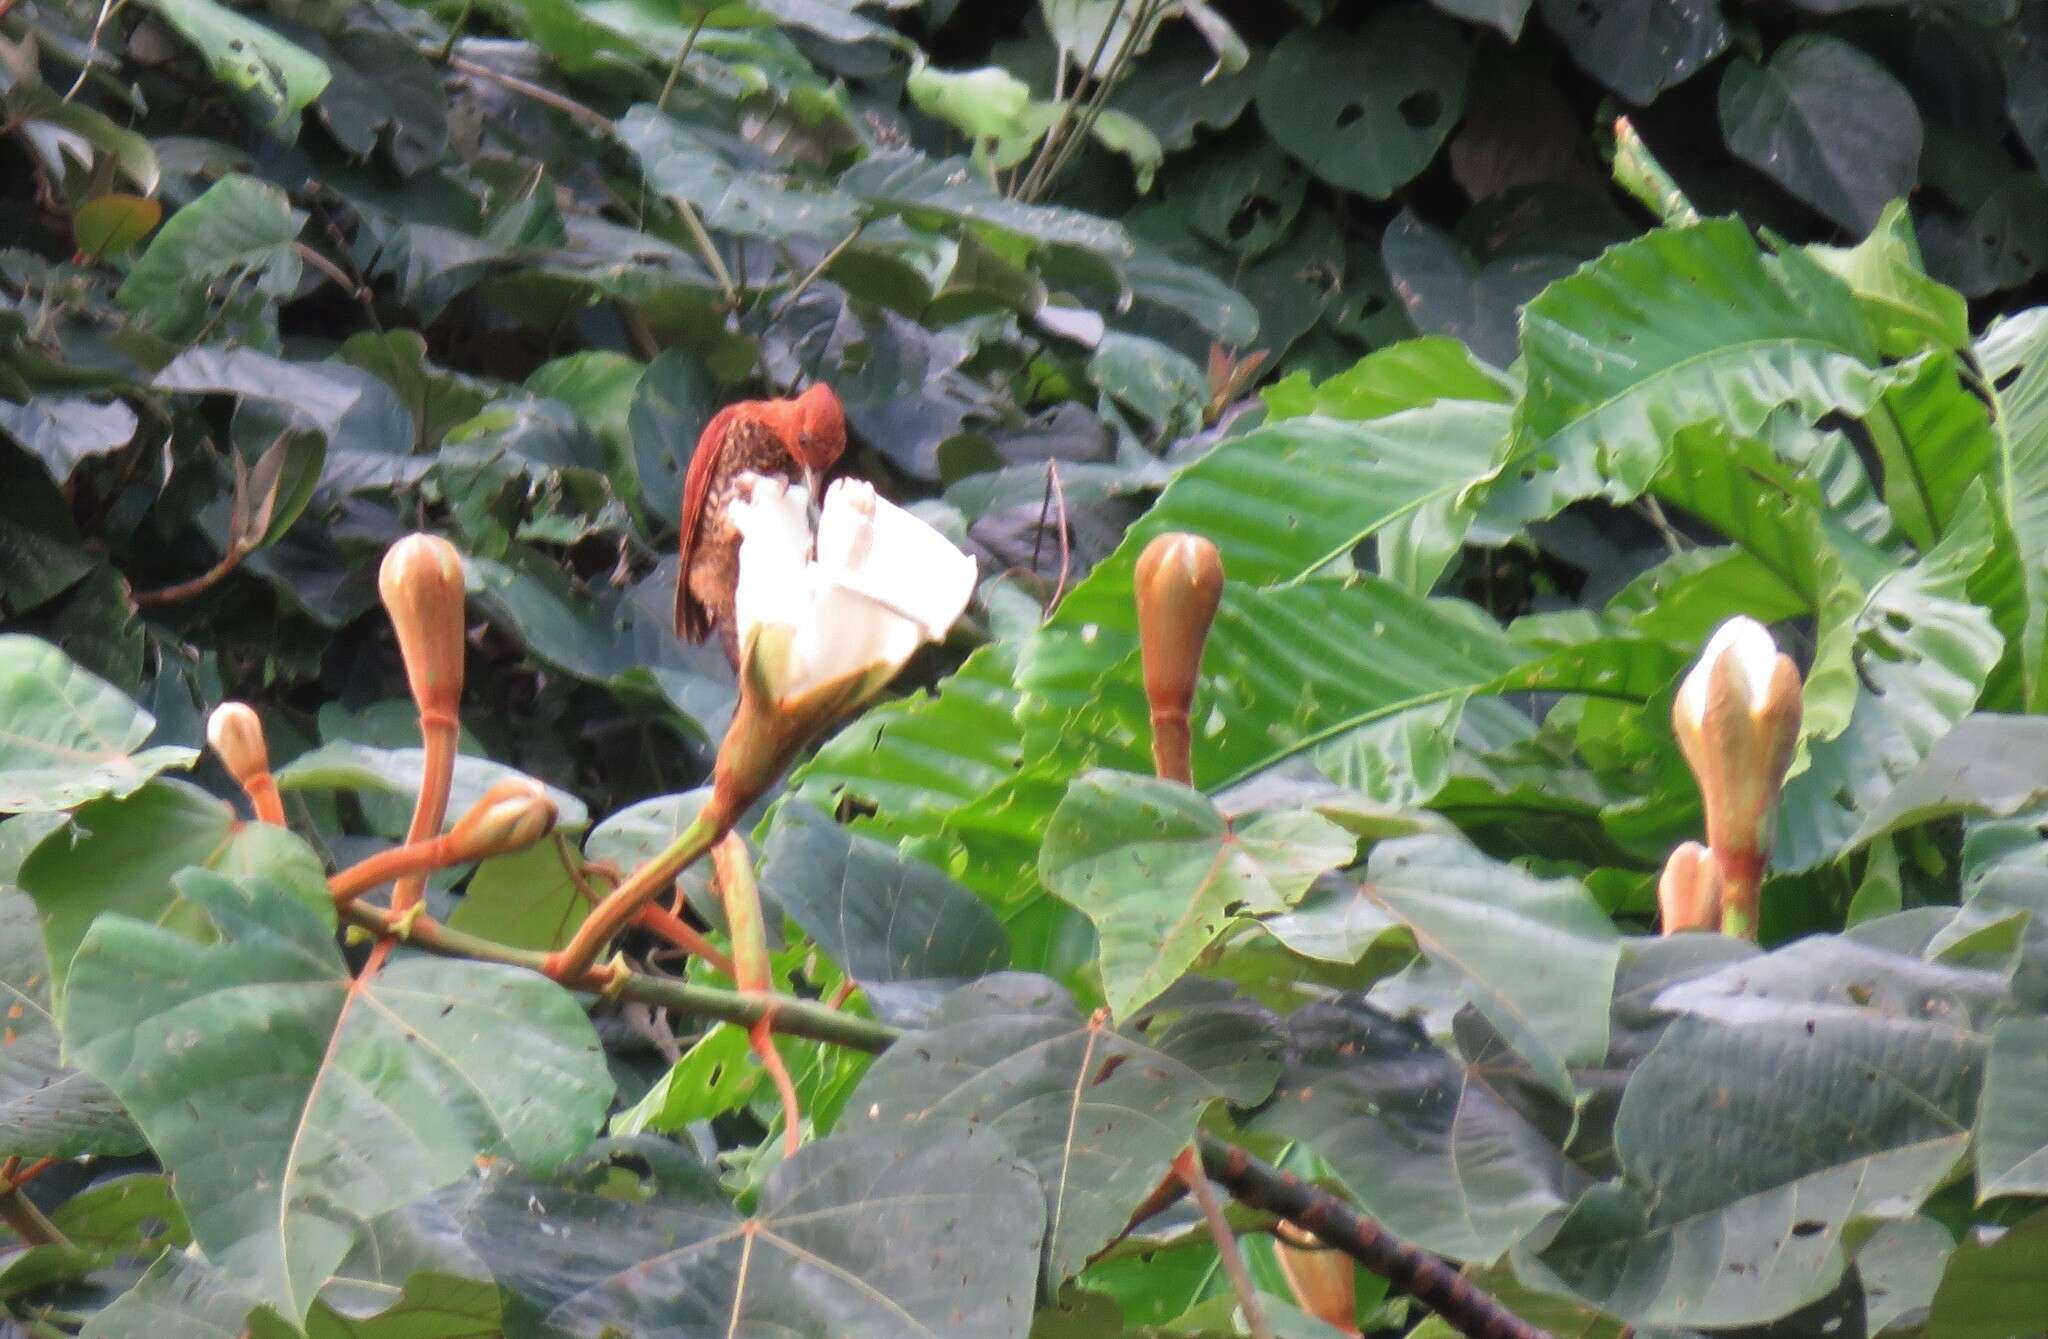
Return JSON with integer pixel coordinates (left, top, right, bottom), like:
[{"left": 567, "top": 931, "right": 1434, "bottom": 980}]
[{"left": 10, "top": 0, "right": 2048, "bottom": 1335}]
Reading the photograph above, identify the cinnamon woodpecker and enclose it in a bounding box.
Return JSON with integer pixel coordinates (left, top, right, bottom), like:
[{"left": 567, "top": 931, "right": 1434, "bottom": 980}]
[{"left": 674, "top": 382, "right": 848, "bottom": 666}]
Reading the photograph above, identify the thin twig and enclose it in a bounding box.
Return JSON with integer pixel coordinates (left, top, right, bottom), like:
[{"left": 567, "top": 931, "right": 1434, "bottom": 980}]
[
  {"left": 293, "top": 242, "right": 369, "bottom": 303},
  {"left": 1028, "top": 0, "right": 1162, "bottom": 202},
  {"left": 443, "top": 53, "right": 613, "bottom": 133},
  {"left": 656, "top": 10, "right": 710, "bottom": 114},
  {"left": 62, "top": 0, "right": 119, "bottom": 102},
  {"left": 1175, "top": 1147, "right": 1275, "bottom": 1339},
  {"left": 438, "top": 0, "right": 476, "bottom": 63},
  {"left": 131, "top": 541, "right": 248, "bottom": 608},
  {"left": 1046, "top": 462, "right": 1073, "bottom": 613},
  {"left": 1017, "top": 0, "right": 1127, "bottom": 200},
  {"left": 0, "top": 1158, "right": 69, "bottom": 1250},
  {"left": 770, "top": 224, "right": 864, "bottom": 320},
  {"left": 674, "top": 197, "right": 739, "bottom": 306}
]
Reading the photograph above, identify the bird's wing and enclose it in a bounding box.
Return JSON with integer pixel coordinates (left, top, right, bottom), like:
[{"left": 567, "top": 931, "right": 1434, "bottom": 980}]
[{"left": 675, "top": 403, "right": 749, "bottom": 641}]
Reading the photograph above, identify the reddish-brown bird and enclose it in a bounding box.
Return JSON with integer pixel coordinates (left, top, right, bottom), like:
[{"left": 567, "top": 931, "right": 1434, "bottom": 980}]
[{"left": 674, "top": 383, "right": 848, "bottom": 666}]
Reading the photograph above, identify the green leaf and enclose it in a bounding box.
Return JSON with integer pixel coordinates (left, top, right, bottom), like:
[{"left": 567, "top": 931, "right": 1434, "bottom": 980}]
[
  {"left": 1040, "top": 773, "right": 1355, "bottom": 1018},
  {"left": 77, "top": 1251, "right": 277, "bottom": 1338},
  {"left": 0, "top": 398, "right": 138, "bottom": 486},
  {"left": 274, "top": 740, "right": 590, "bottom": 831},
  {"left": 0, "top": 1173, "right": 188, "bottom": 1299},
  {"left": 610, "top": 1022, "right": 760, "bottom": 1136},
  {"left": 1522, "top": 936, "right": 1992, "bottom": 1327},
  {"left": 761, "top": 801, "right": 1009, "bottom": 1023},
  {"left": 445, "top": 841, "right": 589, "bottom": 952},
  {"left": 1344, "top": 834, "right": 1618, "bottom": 1088},
  {"left": 1804, "top": 201, "right": 1969, "bottom": 358},
  {"left": 0, "top": 636, "right": 197, "bottom": 814},
  {"left": 309, "top": 27, "right": 448, "bottom": 176},
  {"left": 1719, "top": 37, "right": 1922, "bottom": 234},
  {"left": 1250, "top": 998, "right": 1576, "bottom": 1261},
  {"left": 63, "top": 869, "right": 612, "bottom": 1321},
  {"left": 0, "top": 889, "right": 142, "bottom": 1158},
  {"left": 139, "top": 0, "right": 330, "bottom": 125},
  {"left": 840, "top": 148, "right": 1135, "bottom": 274},
  {"left": 1536, "top": 0, "right": 1728, "bottom": 104},
  {"left": 1496, "top": 220, "right": 1895, "bottom": 527},
  {"left": 445, "top": 1126, "right": 1043, "bottom": 1337},
  {"left": 1776, "top": 504, "right": 2004, "bottom": 870},
  {"left": 1923, "top": 1207, "right": 2048, "bottom": 1338},
  {"left": 619, "top": 104, "right": 861, "bottom": 242},
  {"left": 1850, "top": 716, "right": 2048, "bottom": 847},
  {"left": 850, "top": 974, "right": 1278, "bottom": 1289},
  {"left": 1976, "top": 309, "right": 2048, "bottom": 709},
  {"left": 116, "top": 174, "right": 304, "bottom": 342},
  {"left": 1255, "top": 8, "right": 1471, "bottom": 200},
  {"left": 907, "top": 63, "right": 1036, "bottom": 142},
  {"left": 1978, "top": 1016, "right": 2048, "bottom": 1198}
]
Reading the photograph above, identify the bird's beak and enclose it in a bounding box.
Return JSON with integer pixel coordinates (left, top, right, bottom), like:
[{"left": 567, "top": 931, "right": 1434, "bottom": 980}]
[{"left": 803, "top": 466, "right": 822, "bottom": 535}]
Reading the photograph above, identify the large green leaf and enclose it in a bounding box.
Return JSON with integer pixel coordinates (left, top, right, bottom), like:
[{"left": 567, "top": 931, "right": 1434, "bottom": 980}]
[
  {"left": 1254, "top": 9, "right": 1471, "bottom": 200},
  {"left": 0, "top": 636, "right": 197, "bottom": 814},
  {"left": 1040, "top": 773, "right": 1354, "bottom": 1018},
  {"left": 1494, "top": 220, "right": 1897, "bottom": 527},
  {"left": 849, "top": 974, "right": 1279, "bottom": 1291},
  {"left": 1251, "top": 997, "right": 1579, "bottom": 1262},
  {"left": 1976, "top": 309, "right": 2048, "bottom": 709},
  {"left": 62, "top": 869, "right": 613, "bottom": 1320},
  {"left": 0, "top": 398, "right": 138, "bottom": 486},
  {"left": 1719, "top": 37, "right": 1922, "bottom": 234},
  {"left": 443, "top": 1126, "right": 1044, "bottom": 1337},
  {"left": 618, "top": 104, "right": 861, "bottom": 242},
  {"left": 1922, "top": 1208, "right": 2048, "bottom": 1338},
  {"left": 1521, "top": 936, "right": 1995, "bottom": 1326},
  {"left": 16, "top": 779, "right": 324, "bottom": 997},
  {"left": 1332, "top": 834, "right": 1619, "bottom": 1090},
  {"left": 1977, "top": 1014, "right": 2048, "bottom": 1198},
  {"left": 1776, "top": 504, "right": 2004, "bottom": 870}
]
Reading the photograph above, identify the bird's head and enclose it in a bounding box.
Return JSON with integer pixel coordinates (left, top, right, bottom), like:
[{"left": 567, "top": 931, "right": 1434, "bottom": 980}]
[{"left": 790, "top": 383, "right": 847, "bottom": 477}]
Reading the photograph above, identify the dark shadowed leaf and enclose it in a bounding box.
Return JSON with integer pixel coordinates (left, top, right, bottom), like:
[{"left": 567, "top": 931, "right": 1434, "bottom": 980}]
[
  {"left": 1720, "top": 38, "right": 1922, "bottom": 234},
  {"left": 446, "top": 1126, "right": 1042, "bottom": 1338},
  {"left": 1536, "top": 0, "right": 1729, "bottom": 104},
  {"left": 0, "top": 889, "right": 142, "bottom": 1158},
  {"left": 0, "top": 398, "right": 138, "bottom": 486},
  {"left": 63, "top": 870, "right": 613, "bottom": 1320},
  {"left": 762, "top": 801, "right": 1009, "bottom": 1026},
  {"left": 1255, "top": 9, "right": 1472, "bottom": 200},
  {"left": 849, "top": 973, "right": 1279, "bottom": 1291},
  {"left": 1250, "top": 997, "right": 1580, "bottom": 1260}
]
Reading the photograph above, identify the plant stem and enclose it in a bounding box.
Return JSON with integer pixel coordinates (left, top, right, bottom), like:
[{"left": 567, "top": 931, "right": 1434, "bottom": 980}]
[
  {"left": 340, "top": 897, "right": 897, "bottom": 1051},
  {"left": 1174, "top": 1147, "right": 1274, "bottom": 1339},
  {"left": 0, "top": 1158, "right": 69, "bottom": 1250},
  {"left": 714, "top": 834, "right": 803, "bottom": 1156},
  {"left": 674, "top": 197, "right": 740, "bottom": 306},
  {"left": 1017, "top": 0, "right": 1127, "bottom": 200},
  {"left": 543, "top": 805, "right": 733, "bottom": 982},
  {"left": 1027, "top": 0, "right": 1160, "bottom": 203},
  {"left": 770, "top": 224, "right": 864, "bottom": 319},
  {"left": 131, "top": 540, "right": 248, "bottom": 608},
  {"left": 1197, "top": 1136, "right": 1557, "bottom": 1339},
  {"left": 656, "top": 9, "right": 709, "bottom": 113},
  {"left": 556, "top": 834, "right": 737, "bottom": 977},
  {"left": 389, "top": 716, "right": 456, "bottom": 918}
]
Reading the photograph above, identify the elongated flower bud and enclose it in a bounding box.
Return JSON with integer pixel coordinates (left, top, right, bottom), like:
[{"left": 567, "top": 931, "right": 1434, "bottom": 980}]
[
  {"left": 445, "top": 778, "right": 557, "bottom": 863},
  {"left": 1657, "top": 840, "right": 1723, "bottom": 935},
  {"left": 379, "top": 534, "right": 468, "bottom": 724},
  {"left": 1673, "top": 616, "right": 1802, "bottom": 938},
  {"left": 1134, "top": 532, "right": 1224, "bottom": 784},
  {"left": 206, "top": 702, "right": 270, "bottom": 786}
]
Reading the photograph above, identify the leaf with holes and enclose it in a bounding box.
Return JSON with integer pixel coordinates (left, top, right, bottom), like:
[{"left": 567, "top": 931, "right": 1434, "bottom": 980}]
[
  {"left": 61, "top": 869, "right": 612, "bottom": 1321},
  {"left": 1255, "top": 9, "right": 1471, "bottom": 200}
]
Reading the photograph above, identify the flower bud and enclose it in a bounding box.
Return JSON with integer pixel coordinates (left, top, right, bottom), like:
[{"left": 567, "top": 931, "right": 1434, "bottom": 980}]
[
  {"left": 445, "top": 778, "right": 557, "bottom": 863},
  {"left": 1657, "top": 841, "right": 1723, "bottom": 935},
  {"left": 379, "top": 534, "right": 468, "bottom": 722},
  {"left": 206, "top": 702, "right": 270, "bottom": 785},
  {"left": 1672, "top": 616, "right": 1802, "bottom": 867},
  {"left": 1274, "top": 1230, "right": 1357, "bottom": 1336},
  {"left": 1134, "top": 532, "right": 1224, "bottom": 784}
]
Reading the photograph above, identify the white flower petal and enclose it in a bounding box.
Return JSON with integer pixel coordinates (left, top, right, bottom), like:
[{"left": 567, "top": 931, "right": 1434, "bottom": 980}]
[
  {"left": 817, "top": 480, "right": 978, "bottom": 639},
  {"left": 731, "top": 474, "right": 817, "bottom": 650}
]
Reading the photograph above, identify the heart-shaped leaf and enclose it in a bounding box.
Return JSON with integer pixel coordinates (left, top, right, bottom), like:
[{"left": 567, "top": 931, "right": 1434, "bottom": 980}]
[
  {"left": 1040, "top": 773, "right": 1355, "bottom": 1018},
  {"left": 62, "top": 869, "right": 612, "bottom": 1320}
]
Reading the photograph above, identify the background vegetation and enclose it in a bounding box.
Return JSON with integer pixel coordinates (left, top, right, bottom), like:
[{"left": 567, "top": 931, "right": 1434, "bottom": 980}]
[{"left": 9, "top": 0, "right": 2048, "bottom": 1334}]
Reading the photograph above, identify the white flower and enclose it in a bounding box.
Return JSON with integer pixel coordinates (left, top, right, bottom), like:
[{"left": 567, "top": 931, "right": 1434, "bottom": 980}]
[{"left": 729, "top": 474, "right": 978, "bottom": 702}]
